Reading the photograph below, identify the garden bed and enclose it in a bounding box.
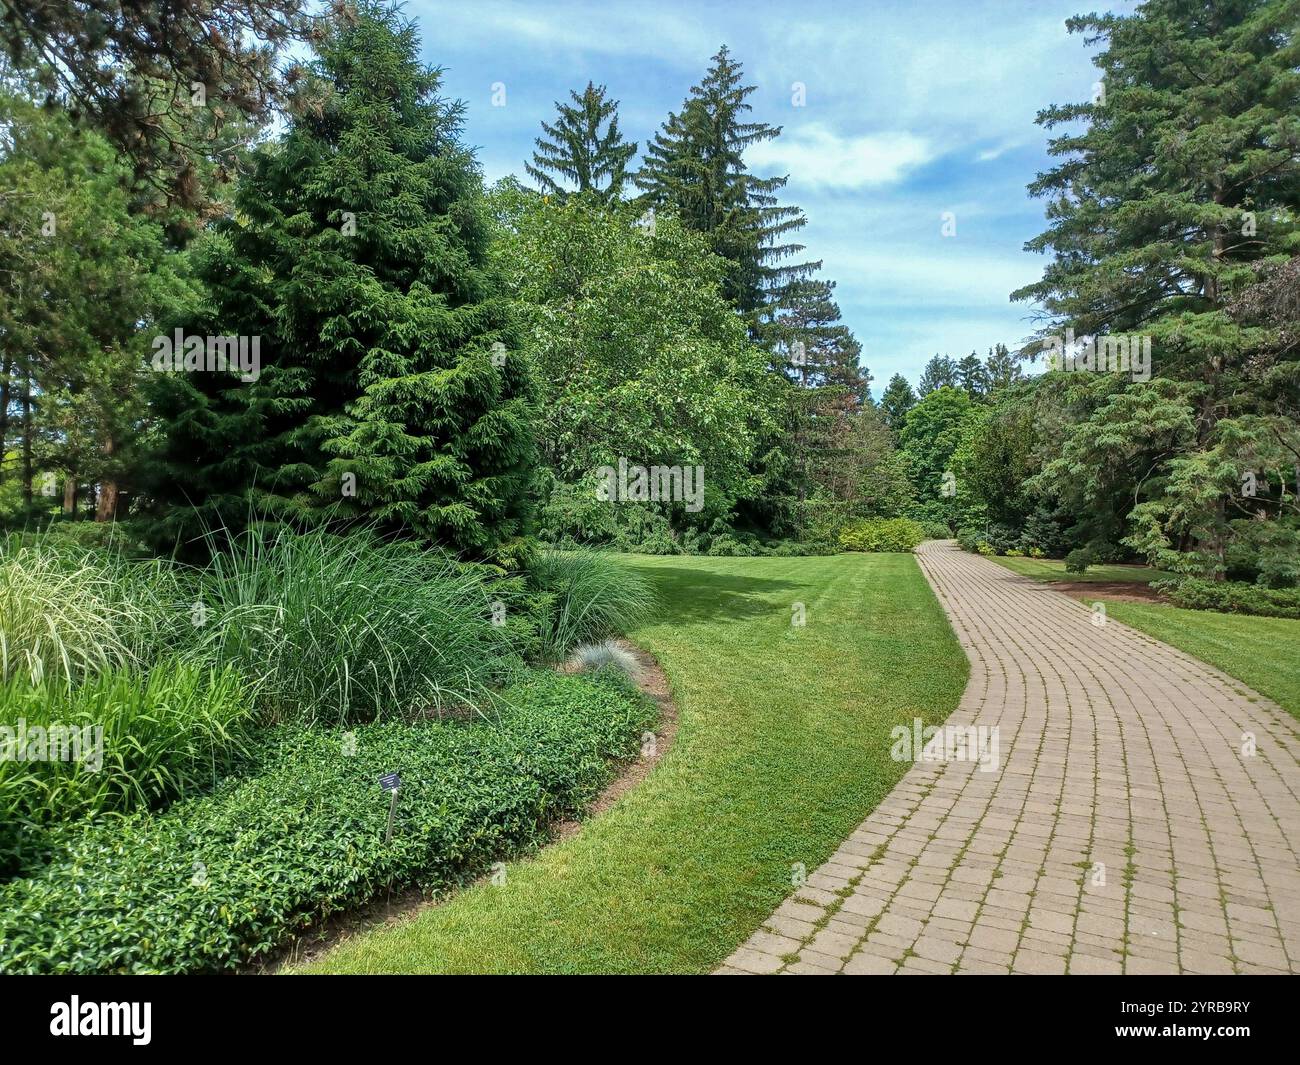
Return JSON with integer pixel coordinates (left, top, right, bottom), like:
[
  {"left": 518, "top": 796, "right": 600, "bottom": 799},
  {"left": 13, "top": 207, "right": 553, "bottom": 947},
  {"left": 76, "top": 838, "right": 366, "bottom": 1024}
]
[
  {"left": 258, "top": 640, "right": 677, "bottom": 972},
  {"left": 0, "top": 670, "right": 657, "bottom": 974}
]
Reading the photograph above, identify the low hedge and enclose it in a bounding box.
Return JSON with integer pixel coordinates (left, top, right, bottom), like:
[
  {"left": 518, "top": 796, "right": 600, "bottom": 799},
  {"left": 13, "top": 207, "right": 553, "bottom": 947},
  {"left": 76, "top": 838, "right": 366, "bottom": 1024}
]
[
  {"left": 0, "top": 670, "right": 656, "bottom": 974},
  {"left": 1151, "top": 576, "right": 1300, "bottom": 619},
  {"left": 838, "top": 517, "right": 927, "bottom": 553}
]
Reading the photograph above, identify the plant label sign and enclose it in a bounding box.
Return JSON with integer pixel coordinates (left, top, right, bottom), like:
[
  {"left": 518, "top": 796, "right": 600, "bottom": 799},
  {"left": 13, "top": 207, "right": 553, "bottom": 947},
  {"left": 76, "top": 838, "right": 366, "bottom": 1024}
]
[{"left": 380, "top": 773, "right": 401, "bottom": 843}]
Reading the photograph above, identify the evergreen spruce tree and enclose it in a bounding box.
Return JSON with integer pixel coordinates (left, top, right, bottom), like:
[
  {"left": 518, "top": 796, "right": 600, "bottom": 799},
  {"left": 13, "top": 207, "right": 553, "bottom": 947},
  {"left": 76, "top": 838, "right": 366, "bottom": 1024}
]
[
  {"left": 956, "top": 352, "right": 989, "bottom": 399},
  {"left": 1014, "top": 0, "right": 1299, "bottom": 575},
  {"left": 879, "top": 373, "right": 918, "bottom": 428},
  {"left": 917, "top": 354, "right": 959, "bottom": 395},
  {"left": 984, "top": 343, "right": 1023, "bottom": 394},
  {"left": 146, "top": 1, "right": 535, "bottom": 557},
  {"left": 635, "top": 46, "right": 817, "bottom": 325},
  {"left": 767, "top": 278, "right": 871, "bottom": 404},
  {"left": 525, "top": 82, "right": 637, "bottom": 203},
  {"left": 762, "top": 277, "right": 871, "bottom": 510}
]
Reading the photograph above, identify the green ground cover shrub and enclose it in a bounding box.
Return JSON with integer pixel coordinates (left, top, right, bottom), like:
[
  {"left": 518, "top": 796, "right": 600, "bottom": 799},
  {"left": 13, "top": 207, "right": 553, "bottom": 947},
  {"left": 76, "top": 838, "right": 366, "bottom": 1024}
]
[
  {"left": 703, "top": 533, "right": 756, "bottom": 556},
  {"left": 765, "top": 539, "right": 832, "bottom": 557},
  {"left": 0, "top": 671, "right": 656, "bottom": 973},
  {"left": 1065, "top": 546, "right": 1094, "bottom": 573},
  {"left": 838, "top": 517, "right": 926, "bottom": 553},
  {"left": 1151, "top": 576, "right": 1300, "bottom": 619}
]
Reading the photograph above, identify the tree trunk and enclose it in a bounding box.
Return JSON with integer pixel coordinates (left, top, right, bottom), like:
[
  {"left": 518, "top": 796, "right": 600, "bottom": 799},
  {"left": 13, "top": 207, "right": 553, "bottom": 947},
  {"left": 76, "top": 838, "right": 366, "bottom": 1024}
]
[
  {"left": 62, "top": 473, "right": 77, "bottom": 515},
  {"left": 95, "top": 481, "right": 118, "bottom": 522},
  {"left": 20, "top": 372, "right": 33, "bottom": 505},
  {"left": 0, "top": 355, "right": 10, "bottom": 489},
  {"left": 95, "top": 434, "right": 117, "bottom": 522}
]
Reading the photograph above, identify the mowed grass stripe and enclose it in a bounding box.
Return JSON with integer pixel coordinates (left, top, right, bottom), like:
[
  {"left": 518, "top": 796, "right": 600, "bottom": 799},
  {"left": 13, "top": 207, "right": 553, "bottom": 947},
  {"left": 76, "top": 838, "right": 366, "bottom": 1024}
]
[{"left": 304, "top": 552, "right": 967, "bottom": 974}]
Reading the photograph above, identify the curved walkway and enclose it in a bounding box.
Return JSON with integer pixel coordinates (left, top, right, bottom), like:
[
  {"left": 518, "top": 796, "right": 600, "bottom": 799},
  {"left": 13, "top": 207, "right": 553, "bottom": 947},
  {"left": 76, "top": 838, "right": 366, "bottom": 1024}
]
[{"left": 720, "top": 541, "right": 1300, "bottom": 974}]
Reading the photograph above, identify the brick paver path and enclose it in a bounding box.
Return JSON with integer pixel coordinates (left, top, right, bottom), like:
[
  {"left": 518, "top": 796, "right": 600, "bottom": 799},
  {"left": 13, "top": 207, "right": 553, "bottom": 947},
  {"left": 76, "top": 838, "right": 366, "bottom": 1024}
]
[{"left": 720, "top": 540, "right": 1300, "bottom": 974}]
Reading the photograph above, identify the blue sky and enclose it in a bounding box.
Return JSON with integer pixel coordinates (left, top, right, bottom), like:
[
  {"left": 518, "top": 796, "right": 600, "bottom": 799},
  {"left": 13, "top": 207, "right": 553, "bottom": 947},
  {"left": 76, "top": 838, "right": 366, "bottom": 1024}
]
[{"left": 404, "top": 0, "right": 1137, "bottom": 390}]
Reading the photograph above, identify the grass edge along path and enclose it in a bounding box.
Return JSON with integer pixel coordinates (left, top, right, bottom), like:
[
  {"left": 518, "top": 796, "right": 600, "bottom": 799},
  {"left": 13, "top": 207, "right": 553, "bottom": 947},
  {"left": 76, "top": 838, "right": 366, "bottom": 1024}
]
[
  {"left": 989, "top": 554, "right": 1157, "bottom": 585},
  {"left": 302, "top": 552, "right": 967, "bottom": 974},
  {"left": 989, "top": 552, "right": 1300, "bottom": 720},
  {"left": 1104, "top": 602, "right": 1300, "bottom": 722}
]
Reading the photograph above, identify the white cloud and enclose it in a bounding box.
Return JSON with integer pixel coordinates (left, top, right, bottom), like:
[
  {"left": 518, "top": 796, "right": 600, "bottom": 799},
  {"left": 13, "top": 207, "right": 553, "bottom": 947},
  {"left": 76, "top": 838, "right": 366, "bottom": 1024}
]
[
  {"left": 406, "top": 1, "right": 717, "bottom": 65},
  {"left": 815, "top": 243, "right": 1040, "bottom": 313},
  {"left": 746, "top": 125, "right": 933, "bottom": 188},
  {"left": 974, "top": 140, "right": 1023, "bottom": 163}
]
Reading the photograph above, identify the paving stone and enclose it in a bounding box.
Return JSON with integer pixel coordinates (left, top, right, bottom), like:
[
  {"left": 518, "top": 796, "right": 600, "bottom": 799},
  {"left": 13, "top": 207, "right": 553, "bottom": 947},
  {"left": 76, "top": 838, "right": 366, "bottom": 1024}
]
[
  {"left": 912, "top": 935, "right": 963, "bottom": 965},
  {"left": 765, "top": 915, "right": 818, "bottom": 941},
  {"left": 807, "top": 928, "right": 859, "bottom": 961},
  {"left": 724, "top": 948, "right": 784, "bottom": 974},
  {"left": 840, "top": 952, "right": 899, "bottom": 974},
  {"left": 1068, "top": 954, "right": 1123, "bottom": 975},
  {"left": 784, "top": 960, "right": 838, "bottom": 975},
  {"left": 1013, "top": 949, "right": 1068, "bottom": 975}
]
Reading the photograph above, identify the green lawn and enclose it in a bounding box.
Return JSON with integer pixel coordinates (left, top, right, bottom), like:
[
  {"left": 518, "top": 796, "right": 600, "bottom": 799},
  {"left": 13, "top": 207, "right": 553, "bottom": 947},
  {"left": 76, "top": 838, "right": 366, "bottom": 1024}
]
[
  {"left": 302, "top": 552, "right": 966, "bottom": 974},
  {"left": 1105, "top": 602, "right": 1300, "bottom": 720},
  {"left": 990, "top": 555, "right": 1158, "bottom": 584}
]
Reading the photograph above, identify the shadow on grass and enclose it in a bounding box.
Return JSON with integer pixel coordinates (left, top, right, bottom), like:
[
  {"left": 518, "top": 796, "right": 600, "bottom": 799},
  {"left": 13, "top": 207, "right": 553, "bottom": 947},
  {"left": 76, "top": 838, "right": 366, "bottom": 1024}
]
[{"left": 637, "top": 565, "right": 804, "bottom": 625}]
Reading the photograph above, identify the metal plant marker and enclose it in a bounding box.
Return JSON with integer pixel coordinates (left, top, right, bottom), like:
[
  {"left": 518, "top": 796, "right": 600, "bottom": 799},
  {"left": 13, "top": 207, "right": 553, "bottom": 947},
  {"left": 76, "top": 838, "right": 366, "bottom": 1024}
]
[{"left": 379, "top": 772, "right": 401, "bottom": 843}]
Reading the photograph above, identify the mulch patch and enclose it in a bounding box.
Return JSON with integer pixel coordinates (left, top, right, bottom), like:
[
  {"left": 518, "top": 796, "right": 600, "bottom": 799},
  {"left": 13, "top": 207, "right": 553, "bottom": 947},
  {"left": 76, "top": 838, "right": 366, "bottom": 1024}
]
[{"left": 1047, "top": 579, "right": 1168, "bottom": 605}]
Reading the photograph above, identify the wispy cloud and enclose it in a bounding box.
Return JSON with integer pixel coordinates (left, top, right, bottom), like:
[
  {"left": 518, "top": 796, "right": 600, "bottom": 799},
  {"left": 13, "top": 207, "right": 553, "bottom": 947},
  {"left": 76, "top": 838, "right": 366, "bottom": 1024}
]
[
  {"left": 747, "top": 126, "right": 933, "bottom": 189},
  {"left": 814, "top": 243, "right": 1039, "bottom": 312},
  {"left": 974, "top": 140, "right": 1023, "bottom": 163},
  {"left": 408, "top": 0, "right": 719, "bottom": 64}
]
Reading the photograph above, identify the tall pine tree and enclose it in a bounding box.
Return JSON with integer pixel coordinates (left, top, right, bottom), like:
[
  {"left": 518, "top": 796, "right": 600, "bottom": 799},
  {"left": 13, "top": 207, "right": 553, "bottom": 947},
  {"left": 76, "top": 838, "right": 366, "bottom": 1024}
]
[
  {"left": 525, "top": 82, "right": 637, "bottom": 203},
  {"left": 766, "top": 278, "right": 870, "bottom": 403},
  {"left": 984, "top": 343, "right": 1023, "bottom": 394},
  {"left": 145, "top": 1, "right": 535, "bottom": 557},
  {"left": 1014, "top": 0, "right": 1299, "bottom": 575},
  {"left": 763, "top": 277, "right": 871, "bottom": 510},
  {"left": 917, "top": 354, "right": 959, "bottom": 395},
  {"left": 956, "top": 352, "right": 989, "bottom": 399},
  {"left": 634, "top": 46, "right": 817, "bottom": 326},
  {"left": 879, "top": 373, "right": 917, "bottom": 428}
]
